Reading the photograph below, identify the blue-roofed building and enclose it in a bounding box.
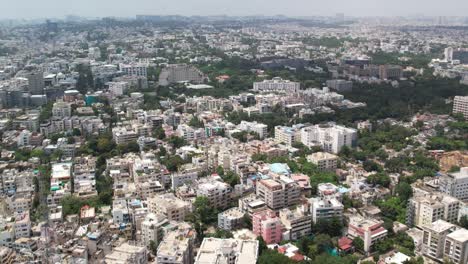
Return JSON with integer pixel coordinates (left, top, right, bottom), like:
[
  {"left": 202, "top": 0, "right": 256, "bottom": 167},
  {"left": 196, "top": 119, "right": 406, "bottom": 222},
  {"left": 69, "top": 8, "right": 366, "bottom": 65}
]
[{"left": 269, "top": 163, "right": 291, "bottom": 176}]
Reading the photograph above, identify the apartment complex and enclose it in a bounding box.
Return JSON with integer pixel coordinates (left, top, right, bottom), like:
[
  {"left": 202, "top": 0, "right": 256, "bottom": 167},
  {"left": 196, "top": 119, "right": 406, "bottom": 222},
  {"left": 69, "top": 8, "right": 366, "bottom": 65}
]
[
  {"left": 197, "top": 177, "right": 232, "bottom": 209},
  {"left": 119, "top": 63, "right": 148, "bottom": 77},
  {"left": 274, "top": 125, "right": 303, "bottom": 146},
  {"left": 453, "top": 96, "right": 468, "bottom": 120},
  {"left": 218, "top": 207, "right": 245, "bottom": 231},
  {"left": 195, "top": 238, "right": 258, "bottom": 264},
  {"left": 279, "top": 206, "right": 313, "bottom": 241},
  {"left": 252, "top": 209, "right": 283, "bottom": 244},
  {"left": 406, "top": 192, "right": 460, "bottom": 227},
  {"left": 256, "top": 177, "right": 301, "bottom": 211},
  {"left": 237, "top": 121, "right": 268, "bottom": 139},
  {"left": 306, "top": 152, "right": 339, "bottom": 171},
  {"left": 347, "top": 215, "right": 388, "bottom": 253},
  {"left": 157, "top": 226, "right": 196, "bottom": 264},
  {"left": 300, "top": 124, "right": 357, "bottom": 154},
  {"left": 159, "top": 64, "right": 207, "bottom": 86},
  {"left": 440, "top": 167, "right": 468, "bottom": 201},
  {"left": 253, "top": 77, "right": 300, "bottom": 93},
  {"left": 105, "top": 243, "right": 147, "bottom": 264},
  {"left": 148, "top": 193, "right": 192, "bottom": 222}
]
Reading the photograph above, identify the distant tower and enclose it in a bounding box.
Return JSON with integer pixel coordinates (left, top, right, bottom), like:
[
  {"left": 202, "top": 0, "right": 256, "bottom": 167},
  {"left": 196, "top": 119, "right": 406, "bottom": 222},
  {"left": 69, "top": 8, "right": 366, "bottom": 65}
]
[{"left": 444, "top": 47, "right": 454, "bottom": 62}]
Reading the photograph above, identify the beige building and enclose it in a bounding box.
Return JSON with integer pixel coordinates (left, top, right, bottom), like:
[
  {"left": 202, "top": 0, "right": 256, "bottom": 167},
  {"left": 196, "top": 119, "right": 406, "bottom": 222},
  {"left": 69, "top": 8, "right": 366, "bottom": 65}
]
[
  {"left": 256, "top": 176, "right": 301, "bottom": 211},
  {"left": 307, "top": 152, "right": 338, "bottom": 171},
  {"left": 421, "top": 220, "right": 457, "bottom": 261},
  {"left": 141, "top": 213, "right": 168, "bottom": 248},
  {"left": 444, "top": 228, "right": 468, "bottom": 264},
  {"left": 195, "top": 237, "right": 258, "bottom": 264},
  {"left": 279, "top": 206, "right": 313, "bottom": 241},
  {"left": 157, "top": 226, "right": 196, "bottom": 264},
  {"left": 148, "top": 193, "right": 192, "bottom": 222},
  {"left": 406, "top": 192, "right": 460, "bottom": 228},
  {"left": 105, "top": 243, "right": 147, "bottom": 264}
]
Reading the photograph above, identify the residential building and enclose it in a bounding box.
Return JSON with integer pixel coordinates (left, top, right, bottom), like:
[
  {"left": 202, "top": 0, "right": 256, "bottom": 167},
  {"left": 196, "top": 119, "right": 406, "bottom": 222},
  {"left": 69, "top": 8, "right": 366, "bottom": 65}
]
[
  {"left": 274, "top": 125, "right": 303, "bottom": 146},
  {"left": 347, "top": 215, "right": 388, "bottom": 253},
  {"left": 141, "top": 213, "right": 169, "bottom": 248},
  {"left": 195, "top": 238, "right": 258, "bottom": 264},
  {"left": 279, "top": 206, "right": 312, "bottom": 241},
  {"left": 237, "top": 121, "right": 268, "bottom": 139},
  {"left": 440, "top": 167, "right": 468, "bottom": 201},
  {"left": 453, "top": 96, "right": 468, "bottom": 120},
  {"left": 421, "top": 220, "right": 458, "bottom": 261},
  {"left": 112, "top": 126, "right": 139, "bottom": 145},
  {"left": 14, "top": 212, "right": 31, "bottom": 238},
  {"left": 444, "top": 228, "right": 468, "bottom": 264},
  {"left": 253, "top": 77, "right": 300, "bottom": 93},
  {"left": 306, "top": 152, "right": 338, "bottom": 171},
  {"left": 157, "top": 226, "right": 196, "bottom": 264},
  {"left": 326, "top": 79, "right": 352, "bottom": 92},
  {"left": 148, "top": 193, "right": 192, "bottom": 222},
  {"left": 309, "top": 196, "right": 344, "bottom": 224},
  {"left": 252, "top": 209, "right": 283, "bottom": 244},
  {"left": 218, "top": 207, "right": 245, "bottom": 231},
  {"left": 0, "top": 247, "right": 15, "bottom": 264},
  {"left": 52, "top": 101, "right": 72, "bottom": 118},
  {"left": 406, "top": 192, "right": 460, "bottom": 227},
  {"left": 300, "top": 124, "right": 357, "bottom": 154},
  {"left": 238, "top": 194, "right": 267, "bottom": 217},
  {"left": 119, "top": 63, "right": 148, "bottom": 77},
  {"left": 379, "top": 65, "right": 402, "bottom": 80},
  {"left": 159, "top": 64, "right": 207, "bottom": 86},
  {"left": 105, "top": 243, "right": 147, "bottom": 264},
  {"left": 256, "top": 177, "right": 301, "bottom": 210},
  {"left": 197, "top": 177, "right": 232, "bottom": 209},
  {"left": 171, "top": 171, "right": 198, "bottom": 190}
]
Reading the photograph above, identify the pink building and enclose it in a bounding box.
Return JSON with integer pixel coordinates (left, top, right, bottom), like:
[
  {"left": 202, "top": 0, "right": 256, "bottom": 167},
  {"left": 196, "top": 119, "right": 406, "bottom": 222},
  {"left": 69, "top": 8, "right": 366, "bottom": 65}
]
[{"left": 252, "top": 209, "right": 283, "bottom": 244}]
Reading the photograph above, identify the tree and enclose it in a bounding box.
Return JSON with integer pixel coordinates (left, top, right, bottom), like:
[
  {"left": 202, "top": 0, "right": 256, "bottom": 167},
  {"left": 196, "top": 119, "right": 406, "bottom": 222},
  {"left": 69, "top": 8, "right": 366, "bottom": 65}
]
[
  {"left": 188, "top": 116, "right": 204, "bottom": 128},
  {"left": 314, "top": 234, "right": 333, "bottom": 254},
  {"left": 395, "top": 182, "right": 413, "bottom": 202},
  {"left": 258, "top": 249, "right": 294, "bottom": 264},
  {"left": 459, "top": 215, "right": 468, "bottom": 229},
  {"left": 257, "top": 236, "right": 267, "bottom": 256},
  {"left": 149, "top": 240, "right": 158, "bottom": 255},
  {"left": 366, "top": 172, "right": 391, "bottom": 187},
  {"left": 353, "top": 237, "right": 364, "bottom": 253},
  {"left": 168, "top": 136, "right": 187, "bottom": 149}
]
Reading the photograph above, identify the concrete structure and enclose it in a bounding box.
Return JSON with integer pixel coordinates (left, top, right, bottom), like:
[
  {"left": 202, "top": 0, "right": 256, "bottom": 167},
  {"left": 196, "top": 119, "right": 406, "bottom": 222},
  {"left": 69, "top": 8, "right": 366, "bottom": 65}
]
[
  {"left": 326, "top": 79, "right": 352, "bottom": 92},
  {"left": 256, "top": 177, "right": 301, "bottom": 210},
  {"left": 197, "top": 177, "right": 232, "bottom": 209},
  {"left": 453, "top": 96, "right": 468, "bottom": 120},
  {"left": 157, "top": 226, "right": 196, "bottom": 264},
  {"left": 238, "top": 194, "right": 267, "bottom": 217},
  {"left": 141, "top": 213, "right": 169, "bottom": 248},
  {"left": 218, "top": 207, "right": 245, "bottom": 231},
  {"left": 195, "top": 237, "right": 258, "bottom": 264},
  {"left": 148, "top": 193, "right": 192, "bottom": 222},
  {"left": 306, "top": 152, "right": 338, "bottom": 171},
  {"left": 237, "top": 121, "right": 268, "bottom": 139},
  {"left": 300, "top": 124, "right": 357, "bottom": 154},
  {"left": 52, "top": 101, "right": 72, "bottom": 118},
  {"left": 252, "top": 209, "right": 283, "bottom": 244},
  {"left": 159, "top": 64, "right": 207, "bottom": 86},
  {"left": 105, "top": 243, "right": 147, "bottom": 264},
  {"left": 444, "top": 228, "right": 468, "bottom": 264},
  {"left": 274, "top": 125, "right": 303, "bottom": 146},
  {"left": 440, "top": 167, "right": 468, "bottom": 201},
  {"left": 119, "top": 63, "right": 148, "bottom": 77},
  {"left": 253, "top": 77, "right": 300, "bottom": 93},
  {"left": 379, "top": 65, "right": 402, "bottom": 80},
  {"left": 347, "top": 215, "right": 388, "bottom": 253},
  {"left": 421, "top": 220, "right": 457, "bottom": 261},
  {"left": 406, "top": 192, "right": 460, "bottom": 227},
  {"left": 309, "top": 196, "right": 344, "bottom": 224},
  {"left": 0, "top": 247, "right": 15, "bottom": 264},
  {"left": 279, "top": 206, "right": 312, "bottom": 241}
]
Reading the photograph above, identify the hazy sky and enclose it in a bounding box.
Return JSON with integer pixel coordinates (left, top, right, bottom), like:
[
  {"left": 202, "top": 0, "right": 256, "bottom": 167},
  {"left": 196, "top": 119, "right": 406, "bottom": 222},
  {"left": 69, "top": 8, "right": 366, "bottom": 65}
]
[{"left": 1, "top": 0, "right": 467, "bottom": 19}]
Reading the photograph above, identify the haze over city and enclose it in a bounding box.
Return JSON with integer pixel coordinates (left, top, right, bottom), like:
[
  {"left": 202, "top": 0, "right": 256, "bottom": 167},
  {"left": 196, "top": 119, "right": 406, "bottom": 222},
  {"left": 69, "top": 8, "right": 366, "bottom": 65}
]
[{"left": 1, "top": 0, "right": 468, "bottom": 19}]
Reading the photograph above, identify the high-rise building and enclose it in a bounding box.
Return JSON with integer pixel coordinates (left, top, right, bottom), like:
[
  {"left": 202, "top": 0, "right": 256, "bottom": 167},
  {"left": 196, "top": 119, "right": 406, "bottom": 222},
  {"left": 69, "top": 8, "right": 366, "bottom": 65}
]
[
  {"left": 119, "top": 63, "right": 148, "bottom": 77},
  {"left": 453, "top": 96, "right": 468, "bottom": 120},
  {"left": 16, "top": 68, "right": 44, "bottom": 95},
  {"left": 347, "top": 215, "right": 388, "bottom": 253},
  {"left": 157, "top": 226, "right": 196, "bottom": 264},
  {"left": 141, "top": 213, "right": 169, "bottom": 248},
  {"left": 218, "top": 207, "right": 245, "bottom": 231},
  {"left": 148, "top": 193, "right": 192, "bottom": 222},
  {"left": 326, "top": 79, "right": 352, "bottom": 92},
  {"left": 253, "top": 77, "right": 300, "bottom": 93},
  {"left": 444, "top": 228, "right": 468, "bottom": 264},
  {"left": 306, "top": 152, "right": 338, "bottom": 171},
  {"left": 274, "top": 125, "right": 304, "bottom": 146},
  {"left": 379, "top": 65, "right": 403, "bottom": 80},
  {"left": 279, "top": 206, "right": 313, "bottom": 241},
  {"left": 309, "top": 196, "right": 343, "bottom": 224},
  {"left": 159, "top": 64, "right": 207, "bottom": 86},
  {"left": 439, "top": 167, "right": 468, "bottom": 202},
  {"left": 421, "top": 220, "right": 458, "bottom": 261},
  {"left": 256, "top": 176, "right": 301, "bottom": 211},
  {"left": 406, "top": 192, "right": 460, "bottom": 228},
  {"left": 445, "top": 47, "right": 454, "bottom": 62},
  {"left": 300, "top": 124, "right": 357, "bottom": 154},
  {"left": 196, "top": 177, "right": 232, "bottom": 209}
]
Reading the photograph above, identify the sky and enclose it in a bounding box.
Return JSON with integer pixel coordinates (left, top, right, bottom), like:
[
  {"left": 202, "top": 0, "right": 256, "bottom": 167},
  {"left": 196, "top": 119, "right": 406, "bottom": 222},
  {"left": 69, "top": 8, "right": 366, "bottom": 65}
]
[{"left": 1, "top": 0, "right": 467, "bottom": 19}]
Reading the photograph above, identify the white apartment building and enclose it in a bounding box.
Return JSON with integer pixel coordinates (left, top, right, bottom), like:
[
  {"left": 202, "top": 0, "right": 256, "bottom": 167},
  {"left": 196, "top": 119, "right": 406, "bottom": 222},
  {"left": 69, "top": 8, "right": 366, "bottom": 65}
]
[
  {"left": 253, "top": 77, "right": 300, "bottom": 93},
  {"left": 309, "top": 196, "right": 344, "bottom": 224},
  {"left": 148, "top": 193, "right": 192, "bottom": 222},
  {"left": 14, "top": 212, "right": 30, "bottom": 238},
  {"left": 274, "top": 125, "right": 304, "bottom": 146},
  {"left": 218, "top": 207, "right": 245, "bottom": 231},
  {"left": 52, "top": 101, "right": 72, "bottom": 118},
  {"left": 108, "top": 81, "right": 129, "bottom": 96},
  {"left": 347, "top": 215, "right": 388, "bottom": 253},
  {"left": 197, "top": 177, "right": 232, "bottom": 209},
  {"left": 453, "top": 96, "right": 468, "bottom": 119},
  {"left": 177, "top": 124, "right": 205, "bottom": 142},
  {"left": 406, "top": 192, "right": 460, "bottom": 228},
  {"left": 141, "top": 213, "right": 169, "bottom": 248},
  {"left": 238, "top": 194, "right": 267, "bottom": 217},
  {"left": 300, "top": 124, "right": 357, "bottom": 154},
  {"left": 421, "top": 220, "right": 458, "bottom": 261},
  {"left": 307, "top": 152, "right": 338, "bottom": 171},
  {"left": 440, "top": 167, "right": 468, "bottom": 202},
  {"left": 171, "top": 171, "right": 198, "bottom": 190},
  {"left": 279, "top": 206, "right": 313, "bottom": 241},
  {"left": 157, "top": 226, "right": 196, "bottom": 264},
  {"left": 237, "top": 121, "right": 268, "bottom": 139},
  {"left": 256, "top": 177, "right": 301, "bottom": 211},
  {"left": 119, "top": 63, "right": 148, "bottom": 77},
  {"left": 195, "top": 238, "right": 258, "bottom": 264},
  {"left": 444, "top": 228, "right": 468, "bottom": 264}
]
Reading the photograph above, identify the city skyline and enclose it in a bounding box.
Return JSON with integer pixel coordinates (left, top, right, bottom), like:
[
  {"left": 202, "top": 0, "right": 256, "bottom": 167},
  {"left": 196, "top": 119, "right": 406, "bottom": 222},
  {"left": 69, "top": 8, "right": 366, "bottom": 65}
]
[{"left": 1, "top": 0, "right": 468, "bottom": 19}]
